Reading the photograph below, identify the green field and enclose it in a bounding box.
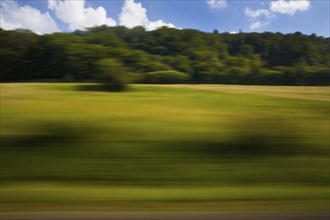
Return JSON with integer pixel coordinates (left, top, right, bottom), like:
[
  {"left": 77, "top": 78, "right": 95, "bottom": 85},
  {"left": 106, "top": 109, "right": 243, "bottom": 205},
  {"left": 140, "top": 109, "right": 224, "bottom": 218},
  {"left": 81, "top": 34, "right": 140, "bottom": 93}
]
[{"left": 0, "top": 83, "right": 329, "bottom": 212}]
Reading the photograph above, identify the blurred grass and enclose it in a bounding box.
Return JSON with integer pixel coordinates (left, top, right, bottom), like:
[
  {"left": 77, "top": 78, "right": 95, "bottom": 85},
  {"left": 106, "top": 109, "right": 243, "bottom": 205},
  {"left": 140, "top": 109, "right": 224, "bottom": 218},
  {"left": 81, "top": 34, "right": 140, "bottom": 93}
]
[
  {"left": 0, "top": 83, "right": 329, "bottom": 212},
  {"left": 2, "top": 184, "right": 328, "bottom": 203}
]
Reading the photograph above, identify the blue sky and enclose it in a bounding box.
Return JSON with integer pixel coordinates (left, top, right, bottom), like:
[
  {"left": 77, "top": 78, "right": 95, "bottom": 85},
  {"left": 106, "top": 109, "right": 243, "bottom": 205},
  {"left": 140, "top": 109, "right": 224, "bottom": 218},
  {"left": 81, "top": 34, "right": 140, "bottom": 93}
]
[{"left": 1, "top": 0, "right": 329, "bottom": 36}]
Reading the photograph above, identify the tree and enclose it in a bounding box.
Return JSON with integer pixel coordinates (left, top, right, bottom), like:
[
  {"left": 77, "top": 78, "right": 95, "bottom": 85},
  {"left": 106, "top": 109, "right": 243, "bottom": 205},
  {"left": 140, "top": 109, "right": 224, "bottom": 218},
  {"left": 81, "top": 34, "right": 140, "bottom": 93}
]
[
  {"left": 239, "top": 44, "right": 254, "bottom": 58},
  {"left": 96, "top": 58, "right": 128, "bottom": 91}
]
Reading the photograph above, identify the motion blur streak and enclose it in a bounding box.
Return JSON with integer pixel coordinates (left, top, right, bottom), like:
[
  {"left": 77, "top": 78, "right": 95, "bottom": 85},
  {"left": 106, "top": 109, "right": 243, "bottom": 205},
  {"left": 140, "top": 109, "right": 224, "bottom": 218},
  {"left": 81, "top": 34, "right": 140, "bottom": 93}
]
[{"left": 1, "top": 83, "right": 329, "bottom": 216}]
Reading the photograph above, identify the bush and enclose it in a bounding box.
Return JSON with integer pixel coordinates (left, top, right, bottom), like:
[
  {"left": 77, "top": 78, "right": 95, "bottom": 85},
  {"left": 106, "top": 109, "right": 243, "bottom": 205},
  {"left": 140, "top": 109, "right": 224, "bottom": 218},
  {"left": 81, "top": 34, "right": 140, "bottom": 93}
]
[
  {"left": 143, "top": 70, "right": 190, "bottom": 84},
  {"left": 96, "top": 58, "right": 128, "bottom": 91}
]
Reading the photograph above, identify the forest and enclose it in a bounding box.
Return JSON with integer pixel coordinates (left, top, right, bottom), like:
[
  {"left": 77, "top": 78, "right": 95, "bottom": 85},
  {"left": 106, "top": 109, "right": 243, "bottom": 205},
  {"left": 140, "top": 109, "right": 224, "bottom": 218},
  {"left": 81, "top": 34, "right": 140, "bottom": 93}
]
[{"left": 1, "top": 26, "right": 329, "bottom": 85}]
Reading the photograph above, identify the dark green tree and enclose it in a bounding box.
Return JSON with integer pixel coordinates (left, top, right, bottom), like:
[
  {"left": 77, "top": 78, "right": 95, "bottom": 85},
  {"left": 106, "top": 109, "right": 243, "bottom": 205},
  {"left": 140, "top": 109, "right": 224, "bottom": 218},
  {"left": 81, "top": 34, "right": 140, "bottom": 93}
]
[{"left": 96, "top": 58, "right": 128, "bottom": 91}]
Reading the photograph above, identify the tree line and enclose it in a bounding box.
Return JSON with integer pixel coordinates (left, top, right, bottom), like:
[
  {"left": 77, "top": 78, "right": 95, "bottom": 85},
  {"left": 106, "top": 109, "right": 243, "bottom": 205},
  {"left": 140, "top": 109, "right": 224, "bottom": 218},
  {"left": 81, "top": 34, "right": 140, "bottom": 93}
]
[{"left": 1, "top": 26, "right": 329, "bottom": 86}]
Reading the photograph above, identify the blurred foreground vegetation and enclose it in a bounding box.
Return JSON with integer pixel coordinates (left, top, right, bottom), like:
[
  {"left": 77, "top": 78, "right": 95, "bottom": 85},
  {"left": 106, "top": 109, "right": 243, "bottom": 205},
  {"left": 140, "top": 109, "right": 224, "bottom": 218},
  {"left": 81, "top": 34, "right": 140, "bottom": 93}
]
[
  {"left": 1, "top": 27, "right": 329, "bottom": 85},
  {"left": 0, "top": 83, "right": 329, "bottom": 212}
]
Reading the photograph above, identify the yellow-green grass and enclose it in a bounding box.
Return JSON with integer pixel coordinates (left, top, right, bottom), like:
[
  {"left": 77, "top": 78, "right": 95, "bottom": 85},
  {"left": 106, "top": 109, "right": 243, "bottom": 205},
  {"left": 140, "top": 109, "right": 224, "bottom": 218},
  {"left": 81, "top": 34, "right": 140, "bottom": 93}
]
[
  {"left": 1, "top": 83, "right": 329, "bottom": 212},
  {"left": 1, "top": 184, "right": 329, "bottom": 212}
]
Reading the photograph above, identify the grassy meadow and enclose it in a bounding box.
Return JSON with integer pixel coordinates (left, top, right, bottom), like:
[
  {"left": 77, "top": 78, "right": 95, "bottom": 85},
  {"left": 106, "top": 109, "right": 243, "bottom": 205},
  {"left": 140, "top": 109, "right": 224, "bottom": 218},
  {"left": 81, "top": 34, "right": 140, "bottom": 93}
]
[{"left": 0, "top": 83, "right": 329, "bottom": 212}]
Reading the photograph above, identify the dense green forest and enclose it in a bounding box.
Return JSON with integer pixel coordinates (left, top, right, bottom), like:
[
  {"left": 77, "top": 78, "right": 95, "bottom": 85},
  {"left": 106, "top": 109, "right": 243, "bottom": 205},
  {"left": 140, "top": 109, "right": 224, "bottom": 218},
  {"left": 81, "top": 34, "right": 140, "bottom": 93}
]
[{"left": 1, "top": 26, "right": 329, "bottom": 85}]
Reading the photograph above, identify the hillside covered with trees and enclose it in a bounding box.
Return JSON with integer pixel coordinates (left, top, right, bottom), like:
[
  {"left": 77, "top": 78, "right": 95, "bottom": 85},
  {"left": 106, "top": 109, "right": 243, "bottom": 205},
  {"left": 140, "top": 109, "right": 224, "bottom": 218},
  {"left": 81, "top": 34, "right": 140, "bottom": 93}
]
[{"left": 1, "top": 26, "right": 329, "bottom": 85}]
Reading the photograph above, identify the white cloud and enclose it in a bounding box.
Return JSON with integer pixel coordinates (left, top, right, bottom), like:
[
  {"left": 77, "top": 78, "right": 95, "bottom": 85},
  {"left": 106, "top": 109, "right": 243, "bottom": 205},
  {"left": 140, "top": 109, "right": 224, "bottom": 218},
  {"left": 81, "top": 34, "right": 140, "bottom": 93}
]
[
  {"left": 119, "top": 0, "right": 148, "bottom": 28},
  {"left": 207, "top": 0, "right": 227, "bottom": 10},
  {"left": 0, "top": 0, "right": 59, "bottom": 34},
  {"left": 119, "top": 0, "right": 176, "bottom": 31},
  {"left": 250, "top": 22, "right": 262, "bottom": 30},
  {"left": 48, "top": 0, "right": 116, "bottom": 31},
  {"left": 250, "top": 21, "right": 270, "bottom": 30},
  {"left": 146, "top": 20, "right": 176, "bottom": 31},
  {"left": 245, "top": 0, "right": 311, "bottom": 30},
  {"left": 245, "top": 7, "right": 273, "bottom": 30},
  {"left": 270, "top": 0, "right": 311, "bottom": 15},
  {"left": 245, "top": 8, "right": 271, "bottom": 18}
]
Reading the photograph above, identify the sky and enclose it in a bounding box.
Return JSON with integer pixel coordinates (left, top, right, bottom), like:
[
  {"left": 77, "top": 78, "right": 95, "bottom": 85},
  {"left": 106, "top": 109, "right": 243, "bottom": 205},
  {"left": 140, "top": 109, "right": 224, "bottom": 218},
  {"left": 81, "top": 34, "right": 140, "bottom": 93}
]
[{"left": 0, "top": 0, "right": 329, "bottom": 36}]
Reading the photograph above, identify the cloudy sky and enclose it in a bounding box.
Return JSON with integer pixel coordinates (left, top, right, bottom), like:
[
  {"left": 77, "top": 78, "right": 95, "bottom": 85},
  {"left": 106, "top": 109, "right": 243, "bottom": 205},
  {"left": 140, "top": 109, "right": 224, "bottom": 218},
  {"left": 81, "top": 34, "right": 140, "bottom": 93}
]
[{"left": 0, "top": 0, "right": 329, "bottom": 36}]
